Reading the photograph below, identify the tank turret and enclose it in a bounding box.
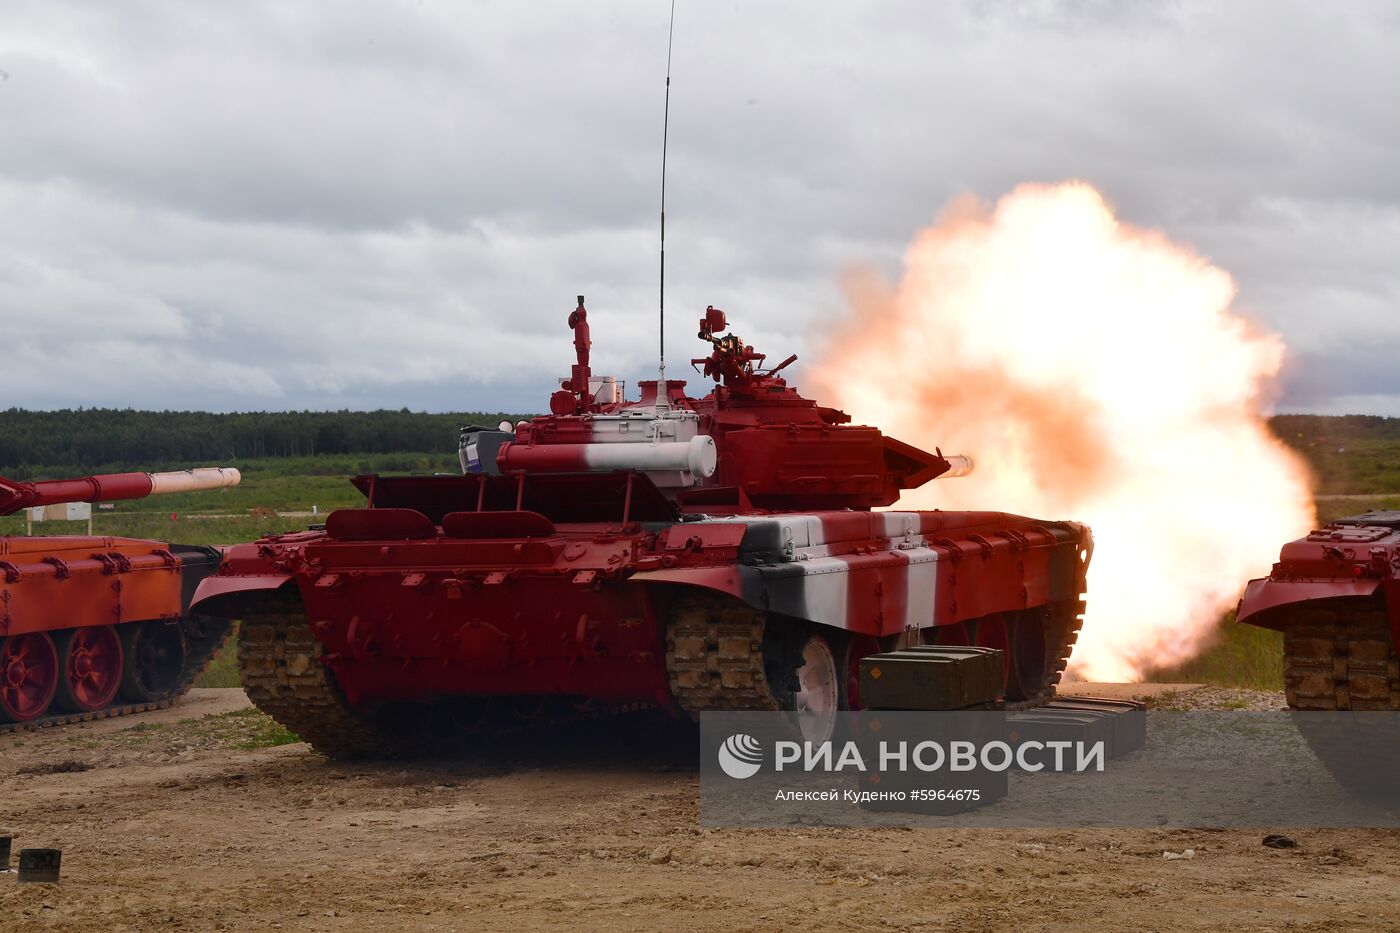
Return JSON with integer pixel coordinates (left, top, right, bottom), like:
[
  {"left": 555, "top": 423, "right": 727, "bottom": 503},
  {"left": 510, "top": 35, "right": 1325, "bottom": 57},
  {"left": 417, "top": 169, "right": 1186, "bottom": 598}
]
[
  {"left": 465, "top": 298, "right": 970, "bottom": 512},
  {"left": 0, "top": 468, "right": 241, "bottom": 517}
]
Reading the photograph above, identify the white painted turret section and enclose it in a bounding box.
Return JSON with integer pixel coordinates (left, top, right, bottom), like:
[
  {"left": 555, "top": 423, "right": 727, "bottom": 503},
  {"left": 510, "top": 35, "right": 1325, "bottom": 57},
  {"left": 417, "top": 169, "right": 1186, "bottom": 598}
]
[
  {"left": 585, "top": 410, "right": 714, "bottom": 488},
  {"left": 580, "top": 435, "right": 715, "bottom": 478}
]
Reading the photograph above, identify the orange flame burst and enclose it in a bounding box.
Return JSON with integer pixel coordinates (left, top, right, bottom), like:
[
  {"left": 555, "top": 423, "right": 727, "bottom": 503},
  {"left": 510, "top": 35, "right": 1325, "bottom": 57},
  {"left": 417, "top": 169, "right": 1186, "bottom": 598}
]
[{"left": 810, "top": 181, "right": 1315, "bottom": 681}]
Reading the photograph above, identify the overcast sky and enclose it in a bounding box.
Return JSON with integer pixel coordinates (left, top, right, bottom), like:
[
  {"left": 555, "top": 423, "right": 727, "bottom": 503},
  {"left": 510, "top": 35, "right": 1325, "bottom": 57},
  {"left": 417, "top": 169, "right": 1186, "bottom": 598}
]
[{"left": 1, "top": 1, "right": 1396, "bottom": 414}]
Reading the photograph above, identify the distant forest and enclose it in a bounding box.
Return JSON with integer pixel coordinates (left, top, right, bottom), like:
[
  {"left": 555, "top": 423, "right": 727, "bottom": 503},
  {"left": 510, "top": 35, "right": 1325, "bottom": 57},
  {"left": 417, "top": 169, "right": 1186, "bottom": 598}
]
[
  {"left": 2, "top": 408, "right": 1397, "bottom": 473},
  {"left": 1269, "top": 414, "right": 1400, "bottom": 443},
  {"left": 0, "top": 408, "right": 526, "bottom": 471}
]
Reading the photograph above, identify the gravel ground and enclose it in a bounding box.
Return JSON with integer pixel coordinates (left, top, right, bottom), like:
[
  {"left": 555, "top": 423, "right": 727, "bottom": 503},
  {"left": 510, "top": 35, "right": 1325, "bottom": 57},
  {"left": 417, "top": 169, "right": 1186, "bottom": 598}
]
[
  {"left": 3, "top": 686, "right": 1398, "bottom": 932},
  {"left": 1140, "top": 687, "right": 1290, "bottom": 711}
]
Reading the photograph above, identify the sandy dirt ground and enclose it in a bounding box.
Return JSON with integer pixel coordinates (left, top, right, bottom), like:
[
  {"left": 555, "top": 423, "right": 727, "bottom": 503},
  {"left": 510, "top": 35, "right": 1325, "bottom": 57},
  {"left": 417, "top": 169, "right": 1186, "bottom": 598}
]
[{"left": 3, "top": 687, "right": 1400, "bottom": 932}]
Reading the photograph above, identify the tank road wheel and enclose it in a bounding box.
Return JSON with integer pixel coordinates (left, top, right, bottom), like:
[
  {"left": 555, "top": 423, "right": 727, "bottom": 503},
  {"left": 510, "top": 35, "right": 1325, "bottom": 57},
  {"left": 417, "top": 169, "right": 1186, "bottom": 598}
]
[
  {"left": 119, "top": 620, "right": 187, "bottom": 702},
  {"left": 0, "top": 633, "right": 60, "bottom": 723},
  {"left": 238, "top": 598, "right": 411, "bottom": 759},
  {"left": 1003, "top": 603, "right": 1082, "bottom": 707},
  {"left": 1006, "top": 612, "right": 1051, "bottom": 703},
  {"left": 792, "top": 630, "right": 848, "bottom": 744},
  {"left": 54, "top": 626, "right": 124, "bottom": 713},
  {"left": 1281, "top": 602, "right": 1400, "bottom": 798}
]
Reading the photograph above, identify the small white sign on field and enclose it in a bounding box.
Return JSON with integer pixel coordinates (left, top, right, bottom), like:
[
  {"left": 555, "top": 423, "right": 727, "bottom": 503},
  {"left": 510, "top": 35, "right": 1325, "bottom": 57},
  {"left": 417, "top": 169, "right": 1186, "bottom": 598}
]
[{"left": 44, "top": 502, "right": 93, "bottom": 521}]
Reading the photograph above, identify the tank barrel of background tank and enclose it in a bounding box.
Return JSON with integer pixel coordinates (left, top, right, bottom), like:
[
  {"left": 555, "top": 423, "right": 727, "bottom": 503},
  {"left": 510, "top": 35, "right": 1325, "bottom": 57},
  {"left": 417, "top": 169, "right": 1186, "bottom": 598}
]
[
  {"left": 0, "top": 467, "right": 241, "bottom": 517},
  {"left": 941, "top": 455, "right": 975, "bottom": 478}
]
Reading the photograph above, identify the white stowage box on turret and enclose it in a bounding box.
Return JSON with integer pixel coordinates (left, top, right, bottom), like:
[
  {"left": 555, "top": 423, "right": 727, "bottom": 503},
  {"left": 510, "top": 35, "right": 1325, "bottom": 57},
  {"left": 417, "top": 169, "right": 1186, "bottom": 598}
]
[{"left": 582, "top": 409, "right": 714, "bottom": 489}]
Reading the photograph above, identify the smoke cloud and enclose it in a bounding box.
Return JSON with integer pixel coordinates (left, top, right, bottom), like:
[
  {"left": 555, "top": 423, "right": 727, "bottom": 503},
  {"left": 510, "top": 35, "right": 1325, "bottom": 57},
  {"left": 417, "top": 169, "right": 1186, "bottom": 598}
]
[{"left": 812, "top": 182, "right": 1315, "bottom": 680}]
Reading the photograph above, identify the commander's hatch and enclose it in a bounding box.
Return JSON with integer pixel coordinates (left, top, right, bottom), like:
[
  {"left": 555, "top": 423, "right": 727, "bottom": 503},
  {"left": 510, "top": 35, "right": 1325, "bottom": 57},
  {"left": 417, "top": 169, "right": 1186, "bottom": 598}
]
[{"left": 350, "top": 471, "right": 678, "bottom": 525}]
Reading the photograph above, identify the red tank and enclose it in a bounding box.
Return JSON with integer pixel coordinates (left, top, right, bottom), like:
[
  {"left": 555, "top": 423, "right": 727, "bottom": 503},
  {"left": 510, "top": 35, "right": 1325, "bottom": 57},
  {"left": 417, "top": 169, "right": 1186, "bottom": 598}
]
[
  {"left": 1239, "top": 512, "right": 1400, "bottom": 712},
  {"left": 0, "top": 467, "right": 241, "bottom": 726},
  {"left": 193, "top": 300, "right": 1093, "bottom": 757},
  {"left": 1238, "top": 512, "right": 1400, "bottom": 795}
]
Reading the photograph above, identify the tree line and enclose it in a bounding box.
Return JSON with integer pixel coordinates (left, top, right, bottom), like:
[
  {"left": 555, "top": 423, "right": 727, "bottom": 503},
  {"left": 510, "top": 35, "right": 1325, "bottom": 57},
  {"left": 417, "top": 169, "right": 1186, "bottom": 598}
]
[
  {"left": 1270, "top": 414, "right": 1400, "bottom": 445},
  {"left": 0, "top": 408, "right": 526, "bottom": 472},
  {"left": 1, "top": 408, "right": 1393, "bottom": 474}
]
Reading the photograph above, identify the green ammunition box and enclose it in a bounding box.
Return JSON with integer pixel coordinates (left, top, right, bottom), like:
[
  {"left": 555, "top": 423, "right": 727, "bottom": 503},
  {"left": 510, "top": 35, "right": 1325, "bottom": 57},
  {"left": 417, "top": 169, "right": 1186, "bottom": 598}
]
[
  {"left": 1004, "top": 709, "right": 1115, "bottom": 769},
  {"left": 1043, "top": 696, "right": 1147, "bottom": 757},
  {"left": 858, "top": 646, "right": 1004, "bottom": 711}
]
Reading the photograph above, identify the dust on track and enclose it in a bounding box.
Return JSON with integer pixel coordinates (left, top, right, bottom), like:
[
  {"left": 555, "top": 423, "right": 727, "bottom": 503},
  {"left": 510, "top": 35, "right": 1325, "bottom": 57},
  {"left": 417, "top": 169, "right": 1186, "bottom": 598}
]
[{"left": 3, "top": 688, "right": 1399, "bottom": 932}]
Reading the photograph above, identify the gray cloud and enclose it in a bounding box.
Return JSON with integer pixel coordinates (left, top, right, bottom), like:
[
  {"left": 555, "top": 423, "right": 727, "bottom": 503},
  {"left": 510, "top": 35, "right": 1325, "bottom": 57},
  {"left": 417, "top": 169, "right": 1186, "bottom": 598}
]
[{"left": 0, "top": 0, "right": 1395, "bottom": 413}]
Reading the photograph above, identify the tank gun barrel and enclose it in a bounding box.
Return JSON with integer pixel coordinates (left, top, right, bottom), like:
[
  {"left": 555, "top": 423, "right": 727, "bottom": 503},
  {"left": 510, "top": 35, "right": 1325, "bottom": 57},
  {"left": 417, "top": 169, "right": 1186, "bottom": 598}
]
[
  {"left": 941, "top": 455, "right": 974, "bottom": 478},
  {"left": 0, "top": 467, "right": 241, "bottom": 516}
]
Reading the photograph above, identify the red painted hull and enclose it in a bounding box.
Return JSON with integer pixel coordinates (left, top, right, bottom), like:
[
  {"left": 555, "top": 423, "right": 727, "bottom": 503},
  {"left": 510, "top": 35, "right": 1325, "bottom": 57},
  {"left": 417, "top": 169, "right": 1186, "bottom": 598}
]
[
  {"left": 1239, "top": 513, "right": 1400, "bottom": 650},
  {"left": 198, "top": 493, "right": 1089, "bottom": 709}
]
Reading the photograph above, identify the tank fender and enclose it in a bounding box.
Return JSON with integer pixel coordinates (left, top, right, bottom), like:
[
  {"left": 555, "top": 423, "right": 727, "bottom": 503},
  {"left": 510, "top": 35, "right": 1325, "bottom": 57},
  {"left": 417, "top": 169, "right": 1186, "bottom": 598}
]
[
  {"left": 1237, "top": 576, "right": 1382, "bottom": 629},
  {"left": 191, "top": 573, "right": 295, "bottom": 617},
  {"left": 631, "top": 566, "right": 748, "bottom": 602},
  {"left": 633, "top": 562, "right": 877, "bottom": 635}
]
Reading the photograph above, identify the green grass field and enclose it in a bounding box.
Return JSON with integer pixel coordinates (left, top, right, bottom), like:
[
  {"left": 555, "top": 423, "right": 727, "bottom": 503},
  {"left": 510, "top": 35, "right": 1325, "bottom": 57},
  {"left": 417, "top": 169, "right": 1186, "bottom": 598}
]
[
  {"left": 199, "top": 633, "right": 242, "bottom": 688},
  {"left": 1147, "top": 611, "right": 1284, "bottom": 691},
  {"left": 1281, "top": 435, "right": 1400, "bottom": 496},
  {"left": 8, "top": 434, "right": 1400, "bottom": 692},
  {"left": 0, "top": 451, "right": 460, "bottom": 542},
  {"left": 1316, "top": 495, "right": 1400, "bottom": 524},
  {"left": 112, "top": 706, "right": 299, "bottom": 750}
]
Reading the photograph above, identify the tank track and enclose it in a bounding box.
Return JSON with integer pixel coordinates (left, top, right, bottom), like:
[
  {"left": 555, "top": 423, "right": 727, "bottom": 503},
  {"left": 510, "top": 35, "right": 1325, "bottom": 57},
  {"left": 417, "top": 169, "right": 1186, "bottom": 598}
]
[
  {"left": 1281, "top": 602, "right": 1400, "bottom": 798},
  {"left": 665, "top": 598, "right": 779, "bottom": 713},
  {"left": 1283, "top": 603, "right": 1400, "bottom": 711},
  {"left": 1026, "top": 597, "right": 1085, "bottom": 708},
  {"left": 0, "top": 616, "right": 233, "bottom": 736},
  {"left": 238, "top": 606, "right": 404, "bottom": 759},
  {"left": 239, "top": 597, "right": 652, "bottom": 759},
  {"left": 664, "top": 596, "right": 1084, "bottom": 716}
]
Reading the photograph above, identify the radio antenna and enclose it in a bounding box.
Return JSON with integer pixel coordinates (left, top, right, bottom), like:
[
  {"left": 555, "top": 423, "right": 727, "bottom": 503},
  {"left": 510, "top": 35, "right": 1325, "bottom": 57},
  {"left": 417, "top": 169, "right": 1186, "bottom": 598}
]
[{"left": 657, "top": 0, "right": 676, "bottom": 412}]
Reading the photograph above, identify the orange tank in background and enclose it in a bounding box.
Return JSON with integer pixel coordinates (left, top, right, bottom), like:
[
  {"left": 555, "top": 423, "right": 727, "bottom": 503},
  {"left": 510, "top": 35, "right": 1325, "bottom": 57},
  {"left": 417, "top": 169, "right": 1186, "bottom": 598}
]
[{"left": 0, "top": 468, "right": 240, "bottom": 725}]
